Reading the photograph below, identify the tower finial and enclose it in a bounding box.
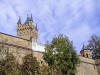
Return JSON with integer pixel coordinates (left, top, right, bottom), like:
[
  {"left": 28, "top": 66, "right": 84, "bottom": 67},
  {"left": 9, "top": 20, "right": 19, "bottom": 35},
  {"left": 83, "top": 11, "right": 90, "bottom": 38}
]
[
  {"left": 30, "top": 13, "right": 33, "bottom": 21},
  {"left": 24, "top": 13, "right": 33, "bottom": 24},
  {"left": 17, "top": 16, "right": 21, "bottom": 24},
  {"left": 24, "top": 14, "right": 29, "bottom": 24}
]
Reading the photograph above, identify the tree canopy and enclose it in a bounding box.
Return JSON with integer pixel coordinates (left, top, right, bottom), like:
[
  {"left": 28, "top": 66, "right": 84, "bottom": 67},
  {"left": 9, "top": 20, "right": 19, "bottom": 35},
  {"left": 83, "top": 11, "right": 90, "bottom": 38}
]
[
  {"left": 43, "top": 34, "right": 80, "bottom": 75},
  {"left": 88, "top": 34, "right": 100, "bottom": 59},
  {"left": 21, "top": 54, "right": 41, "bottom": 75},
  {"left": 0, "top": 53, "right": 20, "bottom": 75}
]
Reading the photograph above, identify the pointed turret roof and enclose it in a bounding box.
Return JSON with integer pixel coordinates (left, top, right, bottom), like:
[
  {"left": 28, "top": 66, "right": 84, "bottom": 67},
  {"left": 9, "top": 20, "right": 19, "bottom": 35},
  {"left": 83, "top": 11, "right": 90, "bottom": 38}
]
[
  {"left": 24, "top": 14, "right": 33, "bottom": 24},
  {"left": 17, "top": 17, "right": 21, "bottom": 24},
  {"left": 30, "top": 14, "right": 33, "bottom": 21}
]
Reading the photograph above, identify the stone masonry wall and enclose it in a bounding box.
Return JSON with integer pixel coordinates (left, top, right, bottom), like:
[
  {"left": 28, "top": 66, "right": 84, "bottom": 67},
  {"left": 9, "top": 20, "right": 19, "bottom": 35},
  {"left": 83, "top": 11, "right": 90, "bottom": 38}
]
[
  {"left": 95, "top": 59, "right": 100, "bottom": 74},
  {"left": 0, "top": 32, "right": 32, "bottom": 49},
  {"left": 76, "top": 56, "right": 98, "bottom": 75},
  {"left": 0, "top": 42, "right": 44, "bottom": 65},
  {"left": 0, "top": 42, "right": 33, "bottom": 64},
  {"left": 0, "top": 32, "right": 45, "bottom": 65}
]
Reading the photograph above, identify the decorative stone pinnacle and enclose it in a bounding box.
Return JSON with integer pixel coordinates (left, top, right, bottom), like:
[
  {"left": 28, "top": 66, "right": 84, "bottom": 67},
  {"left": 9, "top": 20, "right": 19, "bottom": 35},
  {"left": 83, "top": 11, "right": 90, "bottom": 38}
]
[{"left": 17, "top": 17, "right": 21, "bottom": 24}]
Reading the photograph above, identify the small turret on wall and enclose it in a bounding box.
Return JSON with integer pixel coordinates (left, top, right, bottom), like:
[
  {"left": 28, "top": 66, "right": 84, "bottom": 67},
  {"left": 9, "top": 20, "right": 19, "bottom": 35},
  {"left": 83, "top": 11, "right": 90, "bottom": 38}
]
[
  {"left": 80, "top": 44, "right": 92, "bottom": 59},
  {"left": 17, "top": 14, "right": 38, "bottom": 41}
]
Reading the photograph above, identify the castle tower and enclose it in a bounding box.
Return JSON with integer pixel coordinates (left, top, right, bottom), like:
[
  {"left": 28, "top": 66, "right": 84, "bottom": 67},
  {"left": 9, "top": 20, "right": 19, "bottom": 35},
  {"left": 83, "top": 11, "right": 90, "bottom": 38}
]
[
  {"left": 80, "top": 44, "right": 92, "bottom": 58},
  {"left": 17, "top": 15, "right": 38, "bottom": 41}
]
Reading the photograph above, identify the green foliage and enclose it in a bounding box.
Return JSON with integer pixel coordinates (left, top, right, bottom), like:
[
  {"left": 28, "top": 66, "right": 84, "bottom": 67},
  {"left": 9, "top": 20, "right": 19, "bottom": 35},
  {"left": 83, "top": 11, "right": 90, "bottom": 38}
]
[
  {"left": 41, "top": 64, "right": 56, "bottom": 75},
  {"left": 0, "top": 44, "right": 41, "bottom": 75},
  {"left": 88, "top": 34, "right": 100, "bottom": 59},
  {"left": 0, "top": 39, "right": 45, "bottom": 75},
  {"left": 43, "top": 34, "right": 80, "bottom": 75},
  {"left": 21, "top": 54, "right": 41, "bottom": 75},
  {"left": 0, "top": 53, "right": 42, "bottom": 75},
  {"left": 0, "top": 54, "right": 21, "bottom": 75}
]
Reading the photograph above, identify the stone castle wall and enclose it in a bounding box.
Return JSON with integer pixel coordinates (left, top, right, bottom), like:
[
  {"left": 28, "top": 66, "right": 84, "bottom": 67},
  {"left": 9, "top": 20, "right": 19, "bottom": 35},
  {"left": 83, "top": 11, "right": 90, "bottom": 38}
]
[
  {"left": 95, "top": 59, "right": 100, "bottom": 74},
  {"left": 77, "top": 56, "right": 98, "bottom": 75},
  {"left": 0, "top": 32, "right": 45, "bottom": 64},
  {"left": 0, "top": 32, "right": 32, "bottom": 48},
  {"left": 0, "top": 42, "right": 44, "bottom": 65}
]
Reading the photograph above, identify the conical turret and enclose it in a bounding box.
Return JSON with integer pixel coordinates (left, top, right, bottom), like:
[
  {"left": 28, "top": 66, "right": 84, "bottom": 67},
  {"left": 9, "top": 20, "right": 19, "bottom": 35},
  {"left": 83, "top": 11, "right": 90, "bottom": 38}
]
[
  {"left": 17, "top": 17, "right": 21, "bottom": 24},
  {"left": 24, "top": 14, "right": 33, "bottom": 24},
  {"left": 30, "top": 14, "right": 33, "bottom": 21}
]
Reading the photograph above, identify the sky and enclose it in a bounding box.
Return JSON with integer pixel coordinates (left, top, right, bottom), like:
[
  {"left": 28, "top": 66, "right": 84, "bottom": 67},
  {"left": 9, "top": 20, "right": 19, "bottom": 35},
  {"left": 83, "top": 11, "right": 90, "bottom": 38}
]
[{"left": 0, "top": 0, "right": 100, "bottom": 54}]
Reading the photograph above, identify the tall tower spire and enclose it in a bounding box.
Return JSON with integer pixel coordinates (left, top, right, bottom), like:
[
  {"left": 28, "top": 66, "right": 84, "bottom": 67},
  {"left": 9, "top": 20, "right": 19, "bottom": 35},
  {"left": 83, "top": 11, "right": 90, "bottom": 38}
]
[
  {"left": 24, "top": 14, "right": 33, "bottom": 24},
  {"left": 30, "top": 14, "right": 33, "bottom": 21},
  {"left": 17, "top": 17, "right": 21, "bottom": 24}
]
